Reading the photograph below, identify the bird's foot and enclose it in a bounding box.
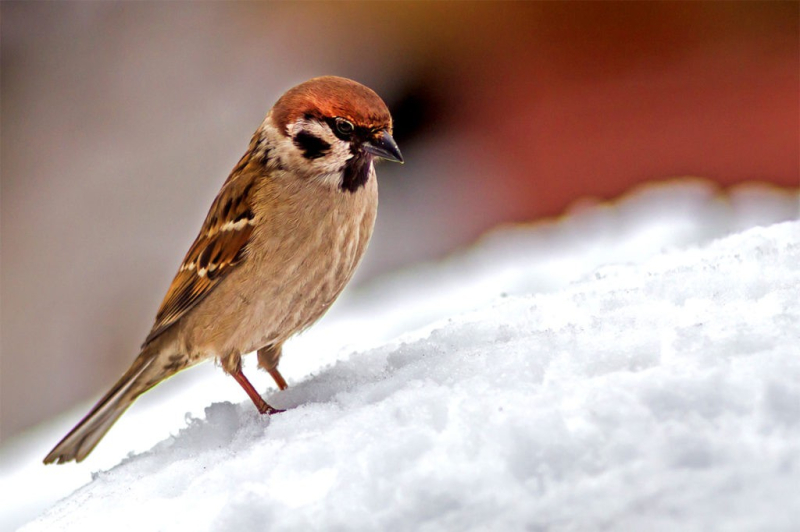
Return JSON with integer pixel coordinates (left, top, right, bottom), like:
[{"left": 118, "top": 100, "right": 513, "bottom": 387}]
[
  {"left": 257, "top": 403, "right": 285, "bottom": 415},
  {"left": 231, "top": 367, "right": 283, "bottom": 415}
]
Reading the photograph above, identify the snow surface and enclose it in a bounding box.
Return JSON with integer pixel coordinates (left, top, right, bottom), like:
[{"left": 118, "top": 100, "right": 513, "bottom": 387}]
[{"left": 2, "top": 181, "right": 799, "bottom": 531}]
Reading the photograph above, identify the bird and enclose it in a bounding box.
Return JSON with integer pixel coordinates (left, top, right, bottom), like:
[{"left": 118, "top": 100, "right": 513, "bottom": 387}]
[{"left": 44, "top": 76, "right": 403, "bottom": 464}]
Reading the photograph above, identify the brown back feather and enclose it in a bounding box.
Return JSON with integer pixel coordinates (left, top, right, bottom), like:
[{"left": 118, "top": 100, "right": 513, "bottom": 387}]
[{"left": 143, "top": 158, "right": 257, "bottom": 346}]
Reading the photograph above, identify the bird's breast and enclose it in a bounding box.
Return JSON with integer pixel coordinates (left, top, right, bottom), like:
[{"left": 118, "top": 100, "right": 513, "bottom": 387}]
[
  {"left": 239, "top": 175, "right": 378, "bottom": 348},
  {"left": 171, "top": 171, "right": 378, "bottom": 360}
]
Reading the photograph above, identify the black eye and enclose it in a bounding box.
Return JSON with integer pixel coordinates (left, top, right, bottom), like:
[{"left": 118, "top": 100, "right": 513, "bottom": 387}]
[{"left": 335, "top": 118, "right": 354, "bottom": 136}]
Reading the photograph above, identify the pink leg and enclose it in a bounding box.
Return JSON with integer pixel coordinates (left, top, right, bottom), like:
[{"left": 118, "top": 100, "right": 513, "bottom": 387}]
[
  {"left": 268, "top": 367, "right": 288, "bottom": 391},
  {"left": 231, "top": 368, "right": 283, "bottom": 415}
]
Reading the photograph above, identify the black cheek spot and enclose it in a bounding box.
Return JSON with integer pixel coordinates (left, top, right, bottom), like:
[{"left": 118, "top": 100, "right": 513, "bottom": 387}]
[{"left": 293, "top": 131, "right": 331, "bottom": 160}]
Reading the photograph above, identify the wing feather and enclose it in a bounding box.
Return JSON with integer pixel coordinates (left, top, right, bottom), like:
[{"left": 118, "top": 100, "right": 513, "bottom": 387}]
[{"left": 143, "top": 167, "right": 257, "bottom": 346}]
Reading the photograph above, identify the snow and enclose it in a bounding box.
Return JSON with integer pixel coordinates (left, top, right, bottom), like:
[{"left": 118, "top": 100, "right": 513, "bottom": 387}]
[{"left": 2, "top": 180, "right": 799, "bottom": 531}]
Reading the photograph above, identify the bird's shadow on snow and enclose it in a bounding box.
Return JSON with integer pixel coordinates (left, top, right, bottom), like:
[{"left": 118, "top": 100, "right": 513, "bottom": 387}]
[
  {"left": 97, "top": 313, "right": 525, "bottom": 482},
  {"left": 103, "top": 333, "right": 459, "bottom": 476},
  {"left": 275, "top": 342, "right": 434, "bottom": 409}
]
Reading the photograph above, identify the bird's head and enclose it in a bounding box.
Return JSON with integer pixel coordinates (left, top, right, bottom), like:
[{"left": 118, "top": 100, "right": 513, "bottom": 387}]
[{"left": 267, "top": 76, "right": 403, "bottom": 192}]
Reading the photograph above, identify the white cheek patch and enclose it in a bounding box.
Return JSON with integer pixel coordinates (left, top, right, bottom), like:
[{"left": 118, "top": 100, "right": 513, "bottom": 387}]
[
  {"left": 289, "top": 119, "right": 334, "bottom": 143},
  {"left": 272, "top": 118, "right": 354, "bottom": 188}
]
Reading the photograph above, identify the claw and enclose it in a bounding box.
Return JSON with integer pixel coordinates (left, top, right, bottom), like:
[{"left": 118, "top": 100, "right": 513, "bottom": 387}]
[{"left": 257, "top": 403, "right": 285, "bottom": 416}]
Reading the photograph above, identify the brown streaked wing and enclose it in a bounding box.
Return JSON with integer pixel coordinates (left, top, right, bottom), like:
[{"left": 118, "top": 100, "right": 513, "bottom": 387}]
[{"left": 142, "top": 170, "right": 257, "bottom": 347}]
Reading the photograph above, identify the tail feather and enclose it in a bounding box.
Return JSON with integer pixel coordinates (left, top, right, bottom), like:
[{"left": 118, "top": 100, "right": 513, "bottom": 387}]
[{"left": 44, "top": 355, "right": 157, "bottom": 464}]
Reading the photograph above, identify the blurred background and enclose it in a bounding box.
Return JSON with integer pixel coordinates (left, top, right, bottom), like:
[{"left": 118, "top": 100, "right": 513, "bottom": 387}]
[{"left": 1, "top": 2, "right": 797, "bottom": 443}]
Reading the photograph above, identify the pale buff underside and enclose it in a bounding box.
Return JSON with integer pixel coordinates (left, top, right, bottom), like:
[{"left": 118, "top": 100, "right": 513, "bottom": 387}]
[{"left": 150, "top": 157, "right": 378, "bottom": 377}]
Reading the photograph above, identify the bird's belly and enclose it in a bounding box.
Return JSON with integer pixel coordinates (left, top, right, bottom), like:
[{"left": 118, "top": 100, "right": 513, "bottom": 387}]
[
  {"left": 244, "top": 230, "right": 364, "bottom": 352},
  {"left": 182, "top": 199, "right": 374, "bottom": 360}
]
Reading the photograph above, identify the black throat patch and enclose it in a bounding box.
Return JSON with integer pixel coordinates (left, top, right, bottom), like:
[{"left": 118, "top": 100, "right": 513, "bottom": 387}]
[
  {"left": 293, "top": 131, "right": 330, "bottom": 159},
  {"left": 341, "top": 150, "right": 373, "bottom": 193}
]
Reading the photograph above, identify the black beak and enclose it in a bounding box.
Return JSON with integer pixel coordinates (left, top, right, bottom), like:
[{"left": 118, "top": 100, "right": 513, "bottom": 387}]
[{"left": 363, "top": 131, "right": 404, "bottom": 163}]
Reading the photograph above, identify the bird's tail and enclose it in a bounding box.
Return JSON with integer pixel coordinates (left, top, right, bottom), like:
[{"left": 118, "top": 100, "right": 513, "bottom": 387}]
[{"left": 43, "top": 352, "right": 158, "bottom": 464}]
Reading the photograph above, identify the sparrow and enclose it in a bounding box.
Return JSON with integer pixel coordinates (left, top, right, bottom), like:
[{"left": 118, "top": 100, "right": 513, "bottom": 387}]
[{"left": 44, "top": 76, "right": 403, "bottom": 464}]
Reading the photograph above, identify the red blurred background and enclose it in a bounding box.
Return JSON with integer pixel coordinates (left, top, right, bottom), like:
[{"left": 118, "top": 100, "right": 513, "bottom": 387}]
[{"left": 1, "top": 2, "right": 798, "bottom": 441}]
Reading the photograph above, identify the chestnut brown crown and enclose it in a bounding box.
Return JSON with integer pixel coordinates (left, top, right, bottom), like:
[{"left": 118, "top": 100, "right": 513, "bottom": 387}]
[{"left": 272, "top": 76, "right": 394, "bottom": 134}]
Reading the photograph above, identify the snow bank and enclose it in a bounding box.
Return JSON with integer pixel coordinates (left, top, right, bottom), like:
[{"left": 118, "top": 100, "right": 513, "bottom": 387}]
[{"left": 3, "top": 181, "right": 799, "bottom": 531}]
